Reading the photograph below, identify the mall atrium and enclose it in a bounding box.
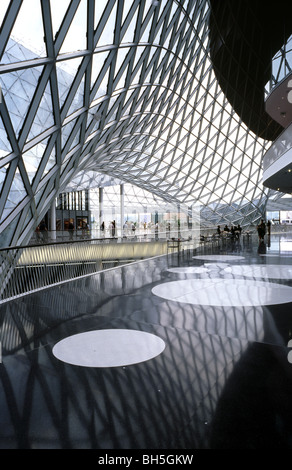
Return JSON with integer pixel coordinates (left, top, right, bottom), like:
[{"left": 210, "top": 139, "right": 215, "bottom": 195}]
[{"left": 0, "top": 0, "right": 292, "bottom": 450}]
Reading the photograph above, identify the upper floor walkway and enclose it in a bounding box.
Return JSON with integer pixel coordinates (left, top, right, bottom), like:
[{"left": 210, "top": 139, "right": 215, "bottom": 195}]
[{"left": 263, "top": 120, "right": 292, "bottom": 192}]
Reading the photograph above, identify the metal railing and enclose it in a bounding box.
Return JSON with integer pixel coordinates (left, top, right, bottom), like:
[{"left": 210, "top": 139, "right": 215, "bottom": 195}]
[
  {"left": 29, "top": 227, "right": 196, "bottom": 244},
  {"left": 262, "top": 121, "right": 292, "bottom": 173},
  {"left": 0, "top": 234, "right": 182, "bottom": 303},
  {"left": 1, "top": 226, "right": 257, "bottom": 303}
]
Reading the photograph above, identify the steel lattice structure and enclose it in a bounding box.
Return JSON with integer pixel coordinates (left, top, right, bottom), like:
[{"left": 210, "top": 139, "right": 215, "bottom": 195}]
[{"left": 0, "top": 0, "right": 276, "bottom": 247}]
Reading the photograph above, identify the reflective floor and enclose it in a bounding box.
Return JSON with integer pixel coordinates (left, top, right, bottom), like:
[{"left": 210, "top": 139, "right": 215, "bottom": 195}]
[{"left": 1, "top": 233, "right": 292, "bottom": 449}]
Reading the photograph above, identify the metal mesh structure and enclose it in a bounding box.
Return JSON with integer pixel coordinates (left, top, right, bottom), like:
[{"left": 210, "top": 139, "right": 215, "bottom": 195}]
[{"left": 0, "top": 0, "right": 276, "bottom": 248}]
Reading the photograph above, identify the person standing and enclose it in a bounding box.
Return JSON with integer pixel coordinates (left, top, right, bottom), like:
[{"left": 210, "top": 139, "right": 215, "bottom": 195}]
[
  {"left": 68, "top": 221, "right": 74, "bottom": 240},
  {"left": 109, "top": 221, "right": 113, "bottom": 237},
  {"left": 100, "top": 221, "right": 105, "bottom": 237},
  {"left": 267, "top": 220, "right": 271, "bottom": 236},
  {"left": 35, "top": 225, "right": 41, "bottom": 243},
  {"left": 257, "top": 219, "right": 266, "bottom": 241},
  {"left": 267, "top": 219, "right": 271, "bottom": 248},
  {"left": 39, "top": 220, "right": 48, "bottom": 243}
]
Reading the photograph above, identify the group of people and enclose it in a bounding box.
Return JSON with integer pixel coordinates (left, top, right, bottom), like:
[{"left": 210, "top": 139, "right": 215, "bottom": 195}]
[
  {"left": 217, "top": 224, "right": 242, "bottom": 237},
  {"left": 217, "top": 220, "right": 272, "bottom": 243},
  {"left": 123, "top": 221, "right": 137, "bottom": 236},
  {"left": 100, "top": 220, "right": 140, "bottom": 238},
  {"left": 100, "top": 220, "right": 116, "bottom": 237}
]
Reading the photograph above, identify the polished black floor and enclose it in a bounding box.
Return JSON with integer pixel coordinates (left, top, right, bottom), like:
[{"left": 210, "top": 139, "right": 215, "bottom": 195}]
[{"left": 1, "top": 233, "right": 292, "bottom": 449}]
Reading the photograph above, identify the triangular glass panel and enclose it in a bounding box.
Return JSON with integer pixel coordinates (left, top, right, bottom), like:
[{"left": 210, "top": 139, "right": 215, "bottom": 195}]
[
  {"left": 91, "top": 51, "right": 109, "bottom": 88},
  {"left": 87, "top": 103, "right": 103, "bottom": 132},
  {"left": 50, "top": 0, "right": 71, "bottom": 40},
  {"left": 92, "top": 67, "right": 110, "bottom": 102},
  {"left": 0, "top": 116, "right": 12, "bottom": 158},
  {"left": 27, "top": 80, "right": 55, "bottom": 141},
  {"left": 121, "top": 5, "right": 138, "bottom": 43},
  {"left": 59, "top": 1, "right": 87, "bottom": 54},
  {"left": 1, "top": 66, "right": 43, "bottom": 137},
  {"left": 66, "top": 75, "right": 85, "bottom": 117},
  {"left": 43, "top": 145, "right": 57, "bottom": 176},
  {"left": 57, "top": 57, "right": 83, "bottom": 108},
  {"left": 0, "top": 164, "right": 8, "bottom": 195},
  {"left": 4, "top": 0, "right": 46, "bottom": 58},
  {"left": 114, "top": 48, "right": 129, "bottom": 89},
  {"left": 68, "top": 127, "right": 81, "bottom": 152},
  {"left": 140, "top": 16, "right": 152, "bottom": 43},
  {"left": 61, "top": 118, "right": 77, "bottom": 151},
  {"left": 22, "top": 138, "right": 49, "bottom": 183},
  {"left": 1, "top": 38, "right": 32, "bottom": 65},
  {"left": 95, "top": 1, "right": 117, "bottom": 48},
  {"left": 94, "top": 0, "right": 112, "bottom": 31},
  {"left": 0, "top": 166, "right": 27, "bottom": 223}
]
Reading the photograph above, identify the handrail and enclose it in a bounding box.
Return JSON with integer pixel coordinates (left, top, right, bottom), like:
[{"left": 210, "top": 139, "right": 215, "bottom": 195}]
[
  {"left": 0, "top": 229, "right": 201, "bottom": 303},
  {"left": 27, "top": 226, "right": 198, "bottom": 247},
  {"left": 0, "top": 225, "right": 257, "bottom": 303},
  {"left": 0, "top": 237, "right": 172, "bottom": 303},
  {"left": 0, "top": 227, "right": 197, "bottom": 251}
]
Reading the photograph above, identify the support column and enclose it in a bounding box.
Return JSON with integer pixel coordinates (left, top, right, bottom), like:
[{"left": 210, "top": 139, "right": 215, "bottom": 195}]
[
  {"left": 86, "top": 189, "right": 90, "bottom": 210},
  {"left": 50, "top": 198, "right": 56, "bottom": 241},
  {"left": 99, "top": 187, "right": 104, "bottom": 235},
  {"left": 167, "top": 209, "right": 171, "bottom": 239},
  {"left": 120, "top": 184, "right": 124, "bottom": 238},
  {"left": 177, "top": 203, "right": 181, "bottom": 238},
  {"left": 188, "top": 206, "right": 192, "bottom": 230}
]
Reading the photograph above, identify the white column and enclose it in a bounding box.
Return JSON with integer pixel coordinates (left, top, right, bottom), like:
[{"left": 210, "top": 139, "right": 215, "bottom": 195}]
[
  {"left": 50, "top": 198, "right": 56, "bottom": 241},
  {"left": 120, "top": 184, "right": 124, "bottom": 238},
  {"left": 177, "top": 203, "right": 181, "bottom": 238},
  {"left": 99, "top": 187, "right": 104, "bottom": 231}
]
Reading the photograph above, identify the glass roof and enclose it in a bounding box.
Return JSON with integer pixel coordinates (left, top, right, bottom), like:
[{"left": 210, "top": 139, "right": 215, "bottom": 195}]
[{"left": 0, "top": 0, "right": 276, "bottom": 246}]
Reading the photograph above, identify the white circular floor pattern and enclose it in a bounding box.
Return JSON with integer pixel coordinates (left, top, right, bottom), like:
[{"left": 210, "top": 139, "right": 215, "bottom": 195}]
[
  {"left": 167, "top": 266, "right": 209, "bottom": 274},
  {"left": 52, "top": 329, "right": 166, "bottom": 368},
  {"left": 152, "top": 278, "right": 292, "bottom": 307},
  {"left": 193, "top": 254, "right": 245, "bottom": 261},
  {"left": 224, "top": 264, "right": 292, "bottom": 280}
]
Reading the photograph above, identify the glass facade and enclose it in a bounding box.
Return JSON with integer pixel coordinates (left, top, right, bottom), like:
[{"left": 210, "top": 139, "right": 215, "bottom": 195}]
[
  {"left": 0, "top": 0, "right": 277, "bottom": 248},
  {"left": 265, "top": 34, "right": 292, "bottom": 98},
  {"left": 88, "top": 182, "right": 199, "bottom": 239},
  {"left": 57, "top": 190, "right": 88, "bottom": 212}
]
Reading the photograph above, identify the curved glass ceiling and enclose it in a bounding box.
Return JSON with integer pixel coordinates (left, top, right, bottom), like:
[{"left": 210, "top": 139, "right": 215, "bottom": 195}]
[{"left": 0, "top": 0, "right": 274, "bottom": 246}]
